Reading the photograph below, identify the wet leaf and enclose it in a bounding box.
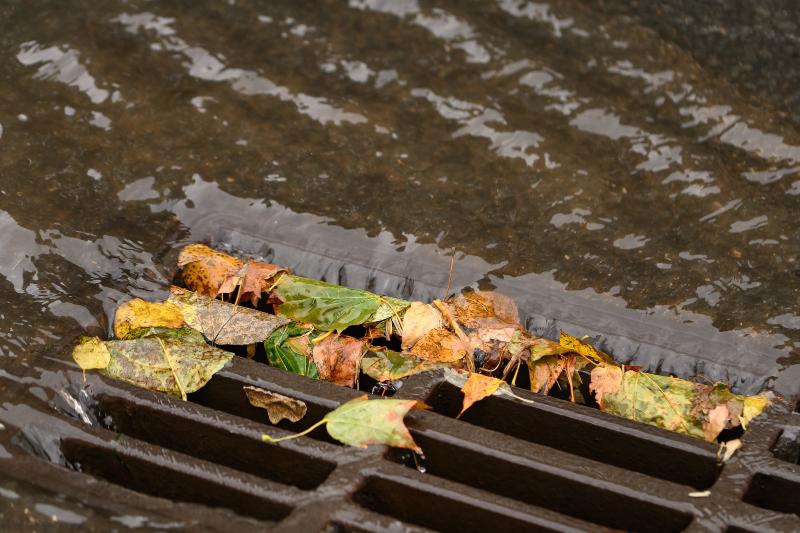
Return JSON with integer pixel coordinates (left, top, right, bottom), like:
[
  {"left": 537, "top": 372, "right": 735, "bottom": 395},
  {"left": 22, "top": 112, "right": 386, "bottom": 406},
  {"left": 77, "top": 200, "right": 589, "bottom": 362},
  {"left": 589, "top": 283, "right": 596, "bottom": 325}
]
[
  {"left": 262, "top": 395, "right": 426, "bottom": 452},
  {"left": 113, "top": 299, "right": 186, "bottom": 339},
  {"left": 178, "top": 244, "right": 243, "bottom": 298},
  {"left": 400, "top": 302, "right": 442, "bottom": 350},
  {"left": 237, "top": 261, "right": 285, "bottom": 306},
  {"left": 72, "top": 331, "right": 233, "bottom": 398},
  {"left": 443, "top": 368, "right": 533, "bottom": 405},
  {"left": 168, "top": 287, "right": 288, "bottom": 345},
  {"left": 271, "top": 275, "right": 409, "bottom": 332},
  {"left": 589, "top": 363, "right": 623, "bottom": 408},
  {"left": 72, "top": 337, "right": 111, "bottom": 370},
  {"left": 264, "top": 325, "right": 319, "bottom": 379},
  {"left": 360, "top": 348, "right": 449, "bottom": 382},
  {"left": 528, "top": 356, "right": 567, "bottom": 394},
  {"left": 324, "top": 396, "right": 425, "bottom": 452},
  {"left": 312, "top": 334, "right": 367, "bottom": 387},
  {"left": 740, "top": 395, "right": 770, "bottom": 429},
  {"left": 410, "top": 327, "right": 467, "bottom": 363},
  {"left": 592, "top": 369, "right": 770, "bottom": 442},
  {"left": 447, "top": 291, "right": 519, "bottom": 328},
  {"left": 458, "top": 373, "right": 505, "bottom": 417},
  {"left": 528, "top": 336, "right": 570, "bottom": 363},
  {"left": 244, "top": 385, "right": 307, "bottom": 424},
  {"left": 559, "top": 332, "right": 614, "bottom": 365}
]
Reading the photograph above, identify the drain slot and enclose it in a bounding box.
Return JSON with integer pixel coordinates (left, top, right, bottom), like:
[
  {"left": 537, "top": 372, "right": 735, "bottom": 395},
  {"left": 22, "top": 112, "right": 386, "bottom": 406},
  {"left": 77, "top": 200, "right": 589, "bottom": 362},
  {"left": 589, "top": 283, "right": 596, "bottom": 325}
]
[
  {"left": 430, "top": 380, "right": 718, "bottom": 489},
  {"left": 391, "top": 431, "right": 693, "bottom": 532},
  {"left": 96, "top": 393, "right": 336, "bottom": 489},
  {"left": 743, "top": 472, "right": 800, "bottom": 516},
  {"left": 60, "top": 437, "right": 294, "bottom": 522},
  {"left": 353, "top": 474, "right": 592, "bottom": 532}
]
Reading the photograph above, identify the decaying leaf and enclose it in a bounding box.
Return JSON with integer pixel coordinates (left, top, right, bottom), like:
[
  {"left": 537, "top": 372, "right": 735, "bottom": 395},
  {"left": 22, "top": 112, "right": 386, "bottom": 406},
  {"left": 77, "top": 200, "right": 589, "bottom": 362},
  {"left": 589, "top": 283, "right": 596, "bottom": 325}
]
[
  {"left": 443, "top": 368, "right": 534, "bottom": 405},
  {"left": 410, "top": 327, "right": 468, "bottom": 363},
  {"left": 113, "top": 299, "right": 186, "bottom": 339},
  {"left": 589, "top": 363, "right": 623, "bottom": 408},
  {"left": 271, "top": 275, "right": 409, "bottom": 332},
  {"left": 592, "top": 368, "right": 770, "bottom": 442},
  {"left": 312, "top": 334, "right": 366, "bottom": 387},
  {"left": 458, "top": 373, "right": 505, "bottom": 417},
  {"left": 244, "top": 385, "right": 307, "bottom": 424},
  {"left": 169, "top": 287, "right": 289, "bottom": 345},
  {"left": 264, "top": 325, "right": 319, "bottom": 379},
  {"left": 72, "top": 330, "right": 233, "bottom": 398},
  {"left": 262, "top": 395, "right": 426, "bottom": 453},
  {"left": 400, "top": 302, "right": 442, "bottom": 350},
  {"left": 718, "top": 438, "right": 742, "bottom": 463},
  {"left": 360, "top": 348, "right": 450, "bottom": 382},
  {"left": 178, "top": 244, "right": 243, "bottom": 297},
  {"left": 528, "top": 356, "right": 567, "bottom": 395},
  {"left": 447, "top": 291, "right": 519, "bottom": 328},
  {"left": 178, "top": 244, "right": 285, "bottom": 304}
]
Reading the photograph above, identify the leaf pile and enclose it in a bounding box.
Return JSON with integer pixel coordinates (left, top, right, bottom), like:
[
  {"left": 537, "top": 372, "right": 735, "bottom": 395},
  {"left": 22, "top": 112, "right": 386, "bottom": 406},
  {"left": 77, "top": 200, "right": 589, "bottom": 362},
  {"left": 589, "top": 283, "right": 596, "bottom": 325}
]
[{"left": 72, "top": 243, "right": 771, "bottom": 449}]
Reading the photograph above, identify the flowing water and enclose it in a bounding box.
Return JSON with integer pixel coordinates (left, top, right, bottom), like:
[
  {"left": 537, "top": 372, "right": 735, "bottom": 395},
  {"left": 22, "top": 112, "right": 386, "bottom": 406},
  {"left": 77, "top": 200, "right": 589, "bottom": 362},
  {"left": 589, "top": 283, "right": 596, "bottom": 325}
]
[{"left": 1, "top": 0, "right": 800, "bottom": 524}]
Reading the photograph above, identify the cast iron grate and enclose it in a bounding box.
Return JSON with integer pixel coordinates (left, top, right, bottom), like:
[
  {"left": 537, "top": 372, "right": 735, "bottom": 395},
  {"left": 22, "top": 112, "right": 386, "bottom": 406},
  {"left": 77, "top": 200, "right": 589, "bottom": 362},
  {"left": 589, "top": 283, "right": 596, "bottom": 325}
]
[{"left": 2, "top": 351, "right": 799, "bottom": 532}]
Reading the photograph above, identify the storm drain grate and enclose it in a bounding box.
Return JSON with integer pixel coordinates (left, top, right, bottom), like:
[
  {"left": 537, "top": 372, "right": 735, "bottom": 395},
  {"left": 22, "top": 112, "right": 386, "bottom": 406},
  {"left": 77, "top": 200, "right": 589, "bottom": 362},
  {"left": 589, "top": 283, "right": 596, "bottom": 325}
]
[{"left": 2, "top": 354, "right": 800, "bottom": 532}]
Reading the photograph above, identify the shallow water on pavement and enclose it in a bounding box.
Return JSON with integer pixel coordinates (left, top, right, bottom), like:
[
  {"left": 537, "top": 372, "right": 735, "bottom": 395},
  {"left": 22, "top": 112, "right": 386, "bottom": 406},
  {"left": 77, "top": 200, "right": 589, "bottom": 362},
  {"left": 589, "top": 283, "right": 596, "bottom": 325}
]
[{"left": 1, "top": 1, "right": 800, "bottom": 519}]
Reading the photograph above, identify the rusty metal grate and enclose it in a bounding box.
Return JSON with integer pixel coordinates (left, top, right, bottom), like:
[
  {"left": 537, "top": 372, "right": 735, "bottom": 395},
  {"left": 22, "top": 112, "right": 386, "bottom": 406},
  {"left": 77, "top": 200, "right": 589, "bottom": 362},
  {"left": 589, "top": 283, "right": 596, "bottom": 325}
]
[{"left": 2, "top": 351, "right": 799, "bottom": 532}]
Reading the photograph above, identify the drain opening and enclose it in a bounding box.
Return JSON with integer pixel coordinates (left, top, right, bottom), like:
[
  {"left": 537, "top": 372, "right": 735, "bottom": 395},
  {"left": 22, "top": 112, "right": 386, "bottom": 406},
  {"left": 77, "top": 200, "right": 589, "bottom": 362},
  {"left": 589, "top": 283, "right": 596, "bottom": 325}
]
[
  {"left": 60, "top": 438, "right": 293, "bottom": 522},
  {"left": 388, "top": 431, "right": 693, "bottom": 531},
  {"left": 429, "top": 379, "right": 719, "bottom": 489},
  {"left": 95, "top": 393, "right": 336, "bottom": 489},
  {"left": 743, "top": 472, "right": 800, "bottom": 516}
]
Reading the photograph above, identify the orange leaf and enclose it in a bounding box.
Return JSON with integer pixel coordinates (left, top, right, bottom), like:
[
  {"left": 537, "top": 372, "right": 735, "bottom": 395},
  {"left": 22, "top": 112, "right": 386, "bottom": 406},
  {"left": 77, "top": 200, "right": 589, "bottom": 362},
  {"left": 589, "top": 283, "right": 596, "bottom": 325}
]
[
  {"left": 178, "top": 244, "right": 243, "bottom": 298},
  {"left": 459, "top": 373, "right": 505, "bottom": 417},
  {"left": 588, "top": 363, "right": 623, "bottom": 408},
  {"left": 410, "top": 327, "right": 468, "bottom": 363},
  {"left": 238, "top": 261, "right": 286, "bottom": 306}
]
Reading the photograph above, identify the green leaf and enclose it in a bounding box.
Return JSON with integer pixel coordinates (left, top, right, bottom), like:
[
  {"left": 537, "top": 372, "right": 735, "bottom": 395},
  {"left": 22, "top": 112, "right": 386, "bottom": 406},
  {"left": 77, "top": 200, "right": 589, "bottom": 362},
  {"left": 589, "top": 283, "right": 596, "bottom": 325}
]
[
  {"left": 262, "top": 395, "right": 425, "bottom": 452},
  {"left": 168, "top": 287, "right": 289, "bottom": 345},
  {"left": 324, "top": 396, "right": 423, "bottom": 452},
  {"left": 272, "top": 275, "right": 409, "bottom": 332},
  {"left": 360, "top": 348, "right": 449, "bottom": 382},
  {"left": 73, "top": 331, "right": 233, "bottom": 399},
  {"left": 264, "top": 325, "right": 320, "bottom": 379}
]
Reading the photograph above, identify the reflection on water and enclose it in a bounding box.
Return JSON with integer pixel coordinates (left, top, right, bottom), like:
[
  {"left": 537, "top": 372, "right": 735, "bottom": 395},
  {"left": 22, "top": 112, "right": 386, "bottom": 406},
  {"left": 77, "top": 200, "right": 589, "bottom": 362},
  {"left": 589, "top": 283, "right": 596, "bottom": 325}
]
[{"left": 1, "top": 1, "right": 799, "bottom": 401}]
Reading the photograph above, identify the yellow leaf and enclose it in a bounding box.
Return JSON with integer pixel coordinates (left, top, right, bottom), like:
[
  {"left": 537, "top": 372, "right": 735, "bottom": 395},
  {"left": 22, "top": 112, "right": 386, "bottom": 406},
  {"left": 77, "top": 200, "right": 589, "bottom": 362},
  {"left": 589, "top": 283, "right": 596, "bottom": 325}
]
[
  {"left": 113, "top": 298, "right": 186, "bottom": 339},
  {"left": 559, "top": 331, "right": 613, "bottom": 365},
  {"left": 72, "top": 337, "right": 111, "bottom": 370},
  {"left": 739, "top": 395, "right": 770, "bottom": 429}
]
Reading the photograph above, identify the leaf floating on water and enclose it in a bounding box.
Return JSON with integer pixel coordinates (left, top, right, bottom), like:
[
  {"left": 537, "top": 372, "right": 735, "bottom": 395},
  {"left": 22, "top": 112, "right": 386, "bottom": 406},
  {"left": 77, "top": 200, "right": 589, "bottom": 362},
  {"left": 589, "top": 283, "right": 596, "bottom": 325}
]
[
  {"left": 72, "top": 330, "right": 233, "bottom": 398},
  {"left": 168, "top": 287, "right": 289, "bottom": 345},
  {"left": 244, "top": 385, "right": 307, "bottom": 424},
  {"left": 311, "top": 334, "right": 366, "bottom": 387},
  {"left": 271, "top": 275, "right": 409, "bottom": 332},
  {"left": 400, "top": 302, "right": 442, "bottom": 350},
  {"left": 360, "top": 348, "right": 449, "bottom": 382},
  {"left": 262, "top": 395, "right": 427, "bottom": 453},
  {"left": 113, "top": 299, "right": 186, "bottom": 339},
  {"left": 458, "top": 373, "right": 505, "bottom": 417},
  {"left": 264, "top": 325, "right": 320, "bottom": 379}
]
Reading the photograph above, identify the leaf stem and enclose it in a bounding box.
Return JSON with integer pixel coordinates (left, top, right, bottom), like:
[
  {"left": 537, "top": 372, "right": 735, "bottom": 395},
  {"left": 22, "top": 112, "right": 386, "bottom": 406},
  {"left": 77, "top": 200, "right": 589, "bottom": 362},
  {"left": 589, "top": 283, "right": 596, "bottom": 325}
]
[
  {"left": 158, "top": 338, "right": 187, "bottom": 401},
  {"left": 261, "top": 419, "right": 327, "bottom": 444}
]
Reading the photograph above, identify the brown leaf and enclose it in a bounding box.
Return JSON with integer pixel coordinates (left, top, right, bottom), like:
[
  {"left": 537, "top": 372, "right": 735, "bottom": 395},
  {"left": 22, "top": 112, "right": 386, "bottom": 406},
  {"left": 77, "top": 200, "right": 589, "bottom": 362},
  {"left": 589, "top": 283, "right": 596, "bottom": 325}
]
[
  {"left": 237, "top": 261, "right": 285, "bottom": 306},
  {"left": 448, "top": 291, "right": 519, "bottom": 328},
  {"left": 410, "top": 327, "right": 468, "bottom": 363},
  {"left": 312, "top": 335, "right": 366, "bottom": 387},
  {"left": 459, "top": 373, "right": 505, "bottom": 417},
  {"left": 529, "top": 356, "right": 567, "bottom": 394},
  {"left": 244, "top": 385, "right": 307, "bottom": 424},
  {"left": 178, "top": 244, "right": 243, "bottom": 298},
  {"left": 589, "top": 363, "right": 623, "bottom": 408},
  {"left": 400, "top": 302, "right": 443, "bottom": 350}
]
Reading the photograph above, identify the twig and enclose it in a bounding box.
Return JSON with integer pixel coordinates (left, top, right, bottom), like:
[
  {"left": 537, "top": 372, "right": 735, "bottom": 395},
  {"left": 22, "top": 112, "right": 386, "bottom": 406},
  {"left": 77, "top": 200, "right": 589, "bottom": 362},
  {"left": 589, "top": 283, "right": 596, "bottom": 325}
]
[
  {"left": 432, "top": 299, "right": 474, "bottom": 372},
  {"left": 442, "top": 253, "right": 455, "bottom": 300}
]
